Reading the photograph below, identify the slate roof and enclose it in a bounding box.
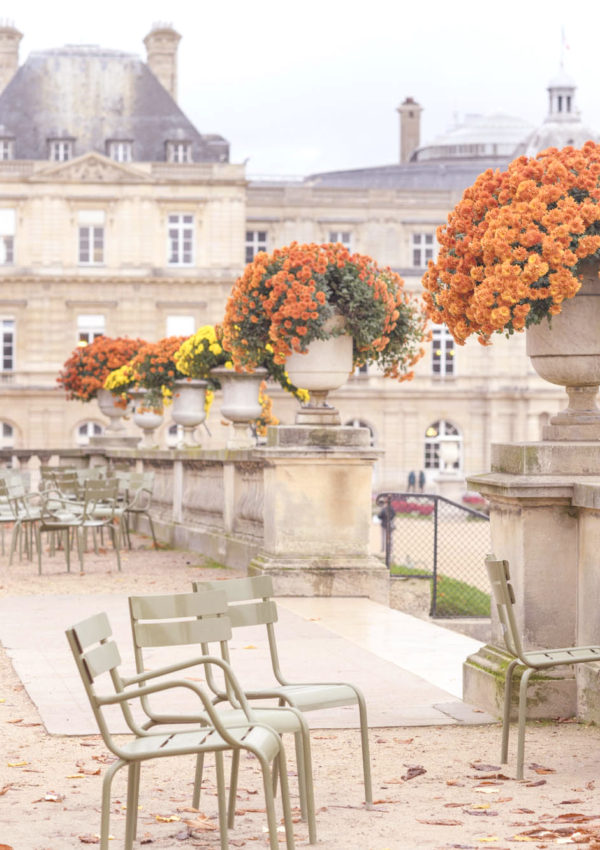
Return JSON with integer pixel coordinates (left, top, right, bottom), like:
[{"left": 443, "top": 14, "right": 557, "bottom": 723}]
[
  {"left": 303, "top": 158, "right": 511, "bottom": 192},
  {"left": 0, "top": 45, "right": 228, "bottom": 162}
]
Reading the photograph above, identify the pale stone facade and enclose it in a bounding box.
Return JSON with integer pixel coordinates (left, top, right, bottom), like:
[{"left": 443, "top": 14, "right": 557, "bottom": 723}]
[{"left": 0, "top": 23, "right": 591, "bottom": 491}]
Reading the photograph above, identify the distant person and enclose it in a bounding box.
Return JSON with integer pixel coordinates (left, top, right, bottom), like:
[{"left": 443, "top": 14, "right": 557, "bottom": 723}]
[
  {"left": 418, "top": 470, "right": 426, "bottom": 493},
  {"left": 407, "top": 470, "right": 416, "bottom": 492},
  {"left": 378, "top": 502, "right": 396, "bottom": 553}
]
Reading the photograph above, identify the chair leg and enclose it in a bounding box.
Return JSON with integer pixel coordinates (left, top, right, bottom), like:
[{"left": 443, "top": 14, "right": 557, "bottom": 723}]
[
  {"left": 34, "top": 524, "right": 42, "bottom": 575},
  {"left": 356, "top": 690, "right": 373, "bottom": 807},
  {"left": 109, "top": 524, "right": 121, "bottom": 571},
  {"left": 277, "top": 747, "right": 296, "bottom": 850},
  {"left": 295, "top": 724, "right": 317, "bottom": 844},
  {"left": 192, "top": 752, "right": 204, "bottom": 810},
  {"left": 145, "top": 511, "right": 158, "bottom": 548},
  {"left": 259, "top": 752, "right": 284, "bottom": 850},
  {"left": 228, "top": 748, "right": 240, "bottom": 829},
  {"left": 124, "top": 762, "right": 140, "bottom": 850},
  {"left": 516, "top": 667, "right": 534, "bottom": 780},
  {"left": 215, "top": 751, "right": 228, "bottom": 850},
  {"left": 501, "top": 658, "right": 519, "bottom": 764},
  {"left": 101, "top": 759, "right": 124, "bottom": 850}
]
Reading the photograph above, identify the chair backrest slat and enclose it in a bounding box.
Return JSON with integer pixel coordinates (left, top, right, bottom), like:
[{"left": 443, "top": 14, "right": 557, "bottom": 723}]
[
  {"left": 82, "top": 640, "right": 122, "bottom": 681},
  {"left": 485, "top": 555, "right": 524, "bottom": 659},
  {"left": 130, "top": 590, "right": 227, "bottom": 621},
  {"left": 194, "top": 575, "right": 274, "bottom": 604},
  {"left": 71, "top": 611, "right": 112, "bottom": 649},
  {"left": 134, "top": 617, "right": 231, "bottom": 648},
  {"left": 227, "top": 599, "right": 278, "bottom": 628}
]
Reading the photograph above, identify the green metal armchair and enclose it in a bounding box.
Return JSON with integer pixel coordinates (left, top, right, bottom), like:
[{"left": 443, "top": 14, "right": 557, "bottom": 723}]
[
  {"left": 193, "top": 574, "right": 373, "bottom": 809},
  {"left": 486, "top": 554, "right": 600, "bottom": 779}
]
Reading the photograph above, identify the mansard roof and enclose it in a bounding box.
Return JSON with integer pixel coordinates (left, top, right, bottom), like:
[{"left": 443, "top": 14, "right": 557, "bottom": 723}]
[{"left": 0, "top": 45, "right": 229, "bottom": 162}]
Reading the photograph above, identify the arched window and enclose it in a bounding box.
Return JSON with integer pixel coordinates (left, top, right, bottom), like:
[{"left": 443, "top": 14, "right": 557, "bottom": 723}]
[
  {"left": 76, "top": 421, "right": 103, "bottom": 446},
  {"left": 431, "top": 325, "right": 455, "bottom": 377},
  {"left": 0, "top": 421, "right": 13, "bottom": 448},
  {"left": 424, "top": 420, "right": 462, "bottom": 471},
  {"left": 344, "top": 418, "right": 375, "bottom": 446}
]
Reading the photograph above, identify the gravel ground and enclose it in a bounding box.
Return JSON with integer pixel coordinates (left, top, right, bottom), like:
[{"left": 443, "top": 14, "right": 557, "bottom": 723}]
[{"left": 2, "top": 536, "right": 600, "bottom": 849}]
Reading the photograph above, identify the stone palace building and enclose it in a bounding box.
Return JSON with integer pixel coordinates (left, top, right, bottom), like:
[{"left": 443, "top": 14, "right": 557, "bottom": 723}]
[{"left": 0, "top": 22, "right": 595, "bottom": 490}]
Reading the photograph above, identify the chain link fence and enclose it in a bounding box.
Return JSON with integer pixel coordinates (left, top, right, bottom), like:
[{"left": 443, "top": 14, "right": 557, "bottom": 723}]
[{"left": 375, "top": 492, "right": 491, "bottom": 618}]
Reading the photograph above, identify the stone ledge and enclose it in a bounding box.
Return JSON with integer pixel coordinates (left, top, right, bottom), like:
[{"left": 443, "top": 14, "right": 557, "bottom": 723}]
[{"left": 491, "top": 441, "right": 600, "bottom": 476}]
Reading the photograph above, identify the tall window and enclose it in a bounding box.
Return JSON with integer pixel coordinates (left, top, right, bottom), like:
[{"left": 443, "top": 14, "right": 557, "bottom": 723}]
[
  {"left": 108, "top": 141, "right": 132, "bottom": 162},
  {"left": 167, "top": 141, "right": 192, "bottom": 163},
  {"left": 166, "top": 315, "right": 195, "bottom": 337},
  {"left": 0, "top": 139, "right": 13, "bottom": 160},
  {"left": 245, "top": 230, "right": 267, "bottom": 263},
  {"left": 77, "top": 314, "right": 105, "bottom": 345},
  {"left": 78, "top": 211, "right": 105, "bottom": 265},
  {"left": 48, "top": 139, "right": 73, "bottom": 161},
  {"left": 168, "top": 214, "right": 194, "bottom": 266},
  {"left": 0, "top": 319, "right": 15, "bottom": 371},
  {"left": 411, "top": 232, "right": 435, "bottom": 267},
  {"left": 431, "top": 325, "right": 455, "bottom": 377},
  {"left": 329, "top": 230, "right": 352, "bottom": 249},
  {"left": 0, "top": 209, "right": 15, "bottom": 265},
  {"left": 424, "top": 420, "right": 461, "bottom": 471}
]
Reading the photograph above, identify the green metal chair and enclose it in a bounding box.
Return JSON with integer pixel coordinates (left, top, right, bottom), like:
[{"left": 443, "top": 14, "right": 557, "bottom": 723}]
[
  {"left": 128, "top": 590, "right": 316, "bottom": 843},
  {"left": 115, "top": 470, "right": 157, "bottom": 548},
  {"left": 1, "top": 477, "right": 41, "bottom": 571},
  {"left": 66, "top": 609, "right": 296, "bottom": 850},
  {"left": 485, "top": 555, "right": 600, "bottom": 779},
  {"left": 193, "top": 575, "right": 373, "bottom": 808}
]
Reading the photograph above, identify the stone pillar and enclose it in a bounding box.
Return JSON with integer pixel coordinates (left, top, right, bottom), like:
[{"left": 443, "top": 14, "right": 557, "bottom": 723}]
[
  {"left": 249, "top": 425, "right": 389, "bottom": 603},
  {"left": 0, "top": 23, "right": 22, "bottom": 93},
  {"left": 463, "top": 442, "right": 600, "bottom": 719}
]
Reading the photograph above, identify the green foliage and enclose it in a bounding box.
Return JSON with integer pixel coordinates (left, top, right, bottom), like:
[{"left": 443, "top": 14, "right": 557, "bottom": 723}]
[{"left": 391, "top": 563, "right": 491, "bottom": 618}]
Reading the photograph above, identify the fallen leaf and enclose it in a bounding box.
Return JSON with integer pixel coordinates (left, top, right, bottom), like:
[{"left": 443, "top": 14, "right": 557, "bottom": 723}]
[
  {"left": 184, "top": 816, "right": 218, "bottom": 832},
  {"left": 446, "top": 779, "right": 465, "bottom": 787},
  {"left": 417, "top": 818, "right": 463, "bottom": 826},
  {"left": 6, "top": 761, "right": 27, "bottom": 768},
  {"left": 402, "top": 765, "right": 426, "bottom": 781},
  {"left": 78, "top": 837, "right": 100, "bottom": 845},
  {"left": 529, "top": 763, "right": 556, "bottom": 774},
  {"left": 0, "top": 783, "right": 12, "bottom": 795},
  {"left": 553, "top": 813, "right": 600, "bottom": 823},
  {"left": 6, "top": 718, "right": 23, "bottom": 724},
  {"left": 242, "top": 645, "right": 257, "bottom": 650},
  {"left": 393, "top": 737, "right": 414, "bottom": 744},
  {"left": 33, "top": 792, "right": 65, "bottom": 803},
  {"left": 523, "top": 779, "right": 546, "bottom": 788},
  {"left": 560, "top": 799, "right": 584, "bottom": 805},
  {"left": 471, "top": 763, "right": 501, "bottom": 772},
  {"left": 155, "top": 814, "right": 180, "bottom": 823}
]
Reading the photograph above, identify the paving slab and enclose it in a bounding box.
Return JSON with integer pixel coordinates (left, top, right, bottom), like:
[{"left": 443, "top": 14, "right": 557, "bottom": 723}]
[{"left": 0, "top": 593, "right": 495, "bottom": 735}]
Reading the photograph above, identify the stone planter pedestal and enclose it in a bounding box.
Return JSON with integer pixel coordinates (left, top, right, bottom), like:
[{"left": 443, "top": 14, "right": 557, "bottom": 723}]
[{"left": 249, "top": 424, "right": 388, "bottom": 602}]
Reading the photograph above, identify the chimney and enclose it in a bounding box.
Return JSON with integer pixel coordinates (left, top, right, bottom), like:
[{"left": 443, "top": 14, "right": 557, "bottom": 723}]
[
  {"left": 143, "top": 22, "right": 181, "bottom": 101},
  {"left": 397, "top": 96, "right": 423, "bottom": 163},
  {"left": 0, "top": 21, "right": 22, "bottom": 94}
]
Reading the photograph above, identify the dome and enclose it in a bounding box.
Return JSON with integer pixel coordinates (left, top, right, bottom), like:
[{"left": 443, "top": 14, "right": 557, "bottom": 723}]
[
  {"left": 412, "top": 112, "right": 534, "bottom": 163},
  {"left": 547, "top": 68, "right": 576, "bottom": 89}
]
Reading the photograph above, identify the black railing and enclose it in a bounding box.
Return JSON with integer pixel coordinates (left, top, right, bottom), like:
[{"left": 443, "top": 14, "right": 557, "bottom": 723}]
[{"left": 375, "top": 492, "right": 491, "bottom": 618}]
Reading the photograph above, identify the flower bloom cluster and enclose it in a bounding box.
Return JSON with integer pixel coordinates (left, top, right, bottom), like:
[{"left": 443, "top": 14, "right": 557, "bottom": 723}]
[
  {"left": 57, "top": 336, "right": 143, "bottom": 402},
  {"left": 128, "top": 336, "right": 188, "bottom": 409},
  {"left": 174, "top": 324, "right": 232, "bottom": 385},
  {"left": 223, "top": 241, "right": 428, "bottom": 381},
  {"left": 423, "top": 141, "right": 600, "bottom": 344}
]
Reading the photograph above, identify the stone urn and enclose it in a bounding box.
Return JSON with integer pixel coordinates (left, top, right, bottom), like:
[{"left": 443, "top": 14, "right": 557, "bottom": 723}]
[
  {"left": 285, "top": 319, "right": 353, "bottom": 426},
  {"left": 210, "top": 366, "right": 267, "bottom": 449},
  {"left": 171, "top": 379, "right": 207, "bottom": 447},
  {"left": 526, "top": 259, "right": 600, "bottom": 440},
  {"left": 131, "top": 389, "right": 164, "bottom": 449},
  {"left": 96, "top": 387, "right": 130, "bottom": 433}
]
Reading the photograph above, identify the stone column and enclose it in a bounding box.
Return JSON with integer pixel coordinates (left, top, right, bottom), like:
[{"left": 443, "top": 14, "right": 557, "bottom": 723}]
[
  {"left": 463, "top": 442, "right": 600, "bottom": 719},
  {"left": 249, "top": 425, "right": 388, "bottom": 603}
]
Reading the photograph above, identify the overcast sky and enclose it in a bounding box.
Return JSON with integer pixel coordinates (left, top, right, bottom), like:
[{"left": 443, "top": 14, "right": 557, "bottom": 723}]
[{"left": 9, "top": 0, "right": 600, "bottom": 176}]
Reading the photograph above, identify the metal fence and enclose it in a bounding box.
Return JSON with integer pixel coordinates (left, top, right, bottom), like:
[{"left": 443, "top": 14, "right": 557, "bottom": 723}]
[{"left": 375, "top": 492, "right": 491, "bottom": 618}]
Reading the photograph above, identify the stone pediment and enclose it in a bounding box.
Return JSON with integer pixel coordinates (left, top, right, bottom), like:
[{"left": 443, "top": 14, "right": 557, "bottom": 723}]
[{"left": 30, "top": 152, "right": 151, "bottom": 183}]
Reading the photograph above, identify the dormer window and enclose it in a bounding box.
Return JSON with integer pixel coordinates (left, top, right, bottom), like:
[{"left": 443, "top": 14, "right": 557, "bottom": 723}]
[
  {"left": 107, "top": 140, "right": 132, "bottom": 162},
  {"left": 0, "top": 139, "right": 13, "bottom": 160},
  {"left": 166, "top": 141, "right": 192, "bottom": 163},
  {"left": 48, "top": 138, "right": 73, "bottom": 162}
]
